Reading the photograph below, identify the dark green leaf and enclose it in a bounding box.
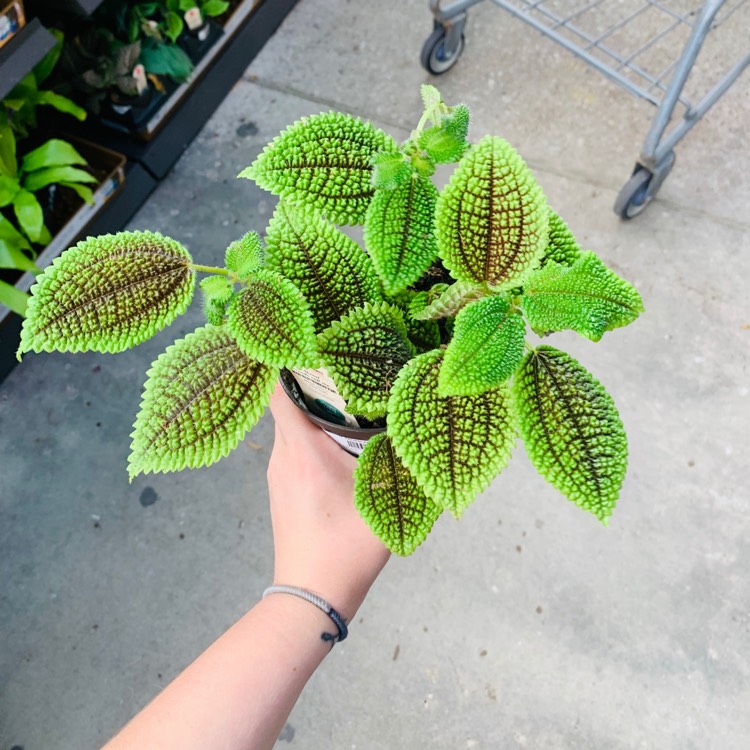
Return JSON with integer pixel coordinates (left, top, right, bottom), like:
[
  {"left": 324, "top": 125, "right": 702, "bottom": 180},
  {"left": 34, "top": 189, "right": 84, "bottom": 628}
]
[
  {"left": 128, "top": 325, "right": 277, "bottom": 478},
  {"left": 387, "top": 349, "right": 517, "bottom": 516},
  {"left": 512, "top": 346, "right": 627, "bottom": 523},
  {"left": 18, "top": 231, "right": 195, "bottom": 356},
  {"left": 59, "top": 181, "right": 95, "bottom": 204},
  {"left": 21, "top": 139, "right": 87, "bottom": 174},
  {"left": 12, "top": 189, "right": 45, "bottom": 243},
  {"left": 0, "top": 175, "right": 20, "bottom": 207},
  {"left": 364, "top": 175, "right": 438, "bottom": 294},
  {"left": 140, "top": 41, "right": 194, "bottom": 83},
  {"left": 0, "top": 279, "right": 29, "bottom": 316},
  {"left": 31, "top": 29, "right": 63, "bottom": 85},
  {"left": 0, "top": 121, "right": 18, "bottom": 177},
  {"left": 435, "top": 136, "right": 549, "bottom": 288},
  {"left": 354, "top": 433, "right": 442, "bottom": 556},
  {"left": 201, "top": 0, "right": 230, "bottom": 15},
  {"left": 227, "top": 268, "right": 318, "bottom": 368},
  {"left": 24, "top": 166, "right": 97, "bottom": 193},
  {"left": 164, "top": 11, "right": 183, "bottom": 42},
  {"left": 439, "top": 295, "right": 526, "bottom": 396},
  {"left": 241, "top": 111, "right": 399, "bottom": 224},
  {"left": 521, "top": 252, "right": 644, "bottom": 341},
  {"left": 318, "top": 302, "right": 415, "bottom": 418},
  {"left": 264, "top": 202, "right": 382, "bottom": 332},
  {"left": 34, "top": 91, "right": 87, "bottom": 121}
]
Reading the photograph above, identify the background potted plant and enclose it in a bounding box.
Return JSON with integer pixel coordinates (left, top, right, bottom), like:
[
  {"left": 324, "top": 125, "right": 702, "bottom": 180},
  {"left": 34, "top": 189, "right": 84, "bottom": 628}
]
[{"left": 17, "top": 86, "right": 643, "bottom": 556}]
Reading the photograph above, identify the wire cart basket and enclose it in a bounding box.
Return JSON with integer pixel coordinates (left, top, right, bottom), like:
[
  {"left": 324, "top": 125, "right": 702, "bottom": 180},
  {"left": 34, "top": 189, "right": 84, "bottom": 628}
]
[{"left": 420, "top": 0, "right": 750, "bottom": 218}]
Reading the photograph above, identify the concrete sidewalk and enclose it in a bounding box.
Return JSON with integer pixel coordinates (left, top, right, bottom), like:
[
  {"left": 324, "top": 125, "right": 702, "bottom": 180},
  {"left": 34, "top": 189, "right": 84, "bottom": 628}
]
[{"left": 2, "top": 1, "right": 749, "bottom": 748}]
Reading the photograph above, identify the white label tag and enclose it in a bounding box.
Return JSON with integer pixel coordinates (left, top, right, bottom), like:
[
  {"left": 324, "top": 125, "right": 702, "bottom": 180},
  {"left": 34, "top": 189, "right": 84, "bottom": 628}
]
[
  {"left": 132, "top": 64, "right": 147, "bottom": 94},
  {"left": 291, "top": 367, "right": 361, "bottom": 428},
  {"left": 184, "top": 7, "right": 203, "bottom": 30},
  {"left": 323, "top": 430, "right": 369, "bottom": 456}
]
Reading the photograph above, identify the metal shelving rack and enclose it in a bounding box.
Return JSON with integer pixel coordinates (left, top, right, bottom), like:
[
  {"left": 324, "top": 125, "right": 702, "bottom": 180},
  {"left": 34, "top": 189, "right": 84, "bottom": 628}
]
[{"left": 420, "top": 0, "right": 750, "bottom": 218}]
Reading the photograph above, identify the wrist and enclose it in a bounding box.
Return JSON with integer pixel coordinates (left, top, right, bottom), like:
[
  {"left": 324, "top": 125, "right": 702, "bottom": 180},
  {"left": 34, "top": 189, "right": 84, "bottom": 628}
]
[{"left": 264, "top": 585, "right": 349, "bottom": 644}]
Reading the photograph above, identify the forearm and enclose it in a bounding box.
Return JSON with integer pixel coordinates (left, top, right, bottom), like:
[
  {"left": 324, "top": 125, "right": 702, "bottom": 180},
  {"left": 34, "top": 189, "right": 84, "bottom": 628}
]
[{"left": 104, "top": 595, "right": 334, "bottom": 750}]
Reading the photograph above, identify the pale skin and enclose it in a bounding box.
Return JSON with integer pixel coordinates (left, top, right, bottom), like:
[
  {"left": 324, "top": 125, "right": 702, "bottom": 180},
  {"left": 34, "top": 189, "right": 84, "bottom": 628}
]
[{"left": 104, "top": 385, "right": 390, "bottom": 750}]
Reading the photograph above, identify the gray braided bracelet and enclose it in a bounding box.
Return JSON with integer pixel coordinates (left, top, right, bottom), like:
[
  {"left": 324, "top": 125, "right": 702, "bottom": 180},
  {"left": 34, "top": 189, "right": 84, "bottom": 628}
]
[{"left": 262, "top": 585, "right": 349, "bottom": 644}]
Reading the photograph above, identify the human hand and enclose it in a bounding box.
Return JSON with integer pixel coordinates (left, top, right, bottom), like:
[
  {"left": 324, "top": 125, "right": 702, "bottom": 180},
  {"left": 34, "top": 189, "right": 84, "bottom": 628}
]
[{"left": 267, "top": 385, "right": 390, "bottom": 622}]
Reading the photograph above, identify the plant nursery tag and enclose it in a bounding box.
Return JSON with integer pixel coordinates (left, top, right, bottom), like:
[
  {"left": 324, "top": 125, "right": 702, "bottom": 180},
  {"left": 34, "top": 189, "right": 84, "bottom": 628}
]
[
  {"left": 132, "top": 64, "right": 148, "bottom": 94},
  {"left": 184, "top": 7, "right": 203, "bottom": 30},
  {"left": 291, "top": 367, "right": 361, "bottom": 429},
  {"left": 323, "top": 430, "right": 369, "bottom": 457}
]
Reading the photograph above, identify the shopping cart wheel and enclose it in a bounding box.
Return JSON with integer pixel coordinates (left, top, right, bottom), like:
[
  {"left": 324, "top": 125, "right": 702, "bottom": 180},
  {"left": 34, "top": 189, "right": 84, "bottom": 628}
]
[
  {"left": 614, "top": 153, "right": 675, "bottom": 220},
  {"left": 420, "top": 25, "right": 465, "bottom": 75},
  {"left": 614, "top": 167, "right": 652, "bottom": 219}
]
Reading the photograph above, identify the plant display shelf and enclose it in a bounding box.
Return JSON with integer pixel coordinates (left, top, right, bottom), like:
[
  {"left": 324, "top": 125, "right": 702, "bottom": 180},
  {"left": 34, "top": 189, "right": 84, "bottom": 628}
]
[
  {"left": 69, "top": 0, "right": 299, "bottom": 179},
  {"left": 421, "top": 0, "right": 750, "bottom": 218},
  {"left": 0, "top": 0, "right": 300, "bottom": 382},
  {"left": 0, "top": 17, "right": 56, "bottom": 100}
]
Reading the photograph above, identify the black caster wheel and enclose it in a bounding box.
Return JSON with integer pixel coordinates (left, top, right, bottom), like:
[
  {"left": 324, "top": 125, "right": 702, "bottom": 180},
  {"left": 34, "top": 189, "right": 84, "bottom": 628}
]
[
  {"left": 614, "top": 152, "right": 675, "bottom": 220},
  {"left": 420, "top": 25, "right": 465, "bottom": 75},
  {"left": 614, "top": 166, "right": 653, "bottom": 220}
]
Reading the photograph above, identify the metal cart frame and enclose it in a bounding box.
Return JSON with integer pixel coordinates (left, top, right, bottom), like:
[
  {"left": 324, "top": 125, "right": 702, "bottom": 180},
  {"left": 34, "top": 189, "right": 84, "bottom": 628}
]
[{"left": 421, "top": 0, "right": 750, "bottom": 218}]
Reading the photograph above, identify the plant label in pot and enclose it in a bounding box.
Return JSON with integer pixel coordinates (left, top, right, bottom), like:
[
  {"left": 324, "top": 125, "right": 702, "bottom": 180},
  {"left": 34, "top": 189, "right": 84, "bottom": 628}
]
[{"left": 17, "top": 86, "right": 644, "bottom": 557}]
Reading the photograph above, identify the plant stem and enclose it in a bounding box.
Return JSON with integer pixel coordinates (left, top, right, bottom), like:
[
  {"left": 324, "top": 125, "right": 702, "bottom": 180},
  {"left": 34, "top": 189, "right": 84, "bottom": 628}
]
[{"left": 191, "top": 264, "right": 231, "bottom": 276}]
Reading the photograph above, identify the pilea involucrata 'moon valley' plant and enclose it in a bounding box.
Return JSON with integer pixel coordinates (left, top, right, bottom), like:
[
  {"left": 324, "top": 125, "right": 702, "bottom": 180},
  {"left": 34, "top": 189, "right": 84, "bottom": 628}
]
[{"left": 18, "top": 86, "right": 644, "bottom": 556}]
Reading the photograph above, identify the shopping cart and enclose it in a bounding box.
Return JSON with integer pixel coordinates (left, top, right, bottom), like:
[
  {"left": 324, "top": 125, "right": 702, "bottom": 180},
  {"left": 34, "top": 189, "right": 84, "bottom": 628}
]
[{"left": 420, "top": 0, "right": 750, "bottom": 218}]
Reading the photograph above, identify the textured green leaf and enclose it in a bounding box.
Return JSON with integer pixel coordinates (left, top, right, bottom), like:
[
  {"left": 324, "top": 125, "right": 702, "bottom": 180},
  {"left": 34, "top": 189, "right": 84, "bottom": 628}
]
[
  {"left": 317, "top": 302, "right": 415, "bottom": 418},
  {"left": 388, "top": 293, "right": 440, "bottom": 353},
  {"left": 227, "top": 268, "right": 317, "bottom": 368},
  {"left": 241, "top": 112, "right": 399, "bottom": 224},
  {"left": 371, "top": 151, "right": 412, "bottom": 191},
  {"left": 12, "top": 189, "right": 45, "bottom": 243},
  {"left": 200, "top": 275, "right": 233, "bottom": 325},
  {"left": 225, "top": 232, "right": 263, "bottom": 279},
  {"left": 439, "top": 295, "right": 526, "bottom": 396},
  {"left": 18, "top": 231, "right": 195, "bottom": 356},
  {"left": 364, "top": 175, "right": 438, "bottom": 295},
  {"left": 21, "top": 139, "right": 87, "bottom": 174},
  {"left": 512, "top": 346, "right": 627, "bottom": 522},
  {"left": 264, "top": 202, "right": 382, "bottom": 332},
  {"left": 521, "top": 252, "right": 644, "bottom": 341},
  {"left": 418, "top": 124, "right": 469, "bottom": 164},
  {"left": 412, "top": 280, "right": 488, "bottom": 321},
  {"left": 23, "top": 166, "right": 97, "bottom": 193},
  {"left": 128, "top": 325, "right": 276, "bottom": 479},
  {"left": 387, "top": 349, "right": 517, "bottom": 516},
  {"left": 543, "top": 209, "right": 582, "bottom": 267},
  {"left": 435, "top": 136, "right": 549, "bottom": 288},
  {"left": 354, "top": 433, "right": 442, "bottom": 556},
  {"left": 200, "top": 275, "right": 233, "bottom": 303}
]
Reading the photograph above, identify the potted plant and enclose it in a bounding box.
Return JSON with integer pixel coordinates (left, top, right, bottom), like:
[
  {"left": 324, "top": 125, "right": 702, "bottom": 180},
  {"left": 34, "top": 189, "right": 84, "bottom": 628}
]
[
  {"left": 17, "top": 86, "right": 643, "bottom": 556},
  {"left": 0, "top": 119, "right": 99, "bottom": 314},
  {"left": 163, "top": 0, "right": 228, "bottom": 63}
]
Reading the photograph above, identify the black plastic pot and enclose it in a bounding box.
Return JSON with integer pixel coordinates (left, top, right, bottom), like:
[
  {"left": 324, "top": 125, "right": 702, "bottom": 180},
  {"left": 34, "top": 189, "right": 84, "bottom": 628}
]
[
  {"left": 101, "top": 84, "right": 169, "bottom": 133},
  {"left": 279, "top": 369, "right": 384, "bottom": 456},
  {"left": 179, "top": 20, "right": 224, "bottom": 63}
]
